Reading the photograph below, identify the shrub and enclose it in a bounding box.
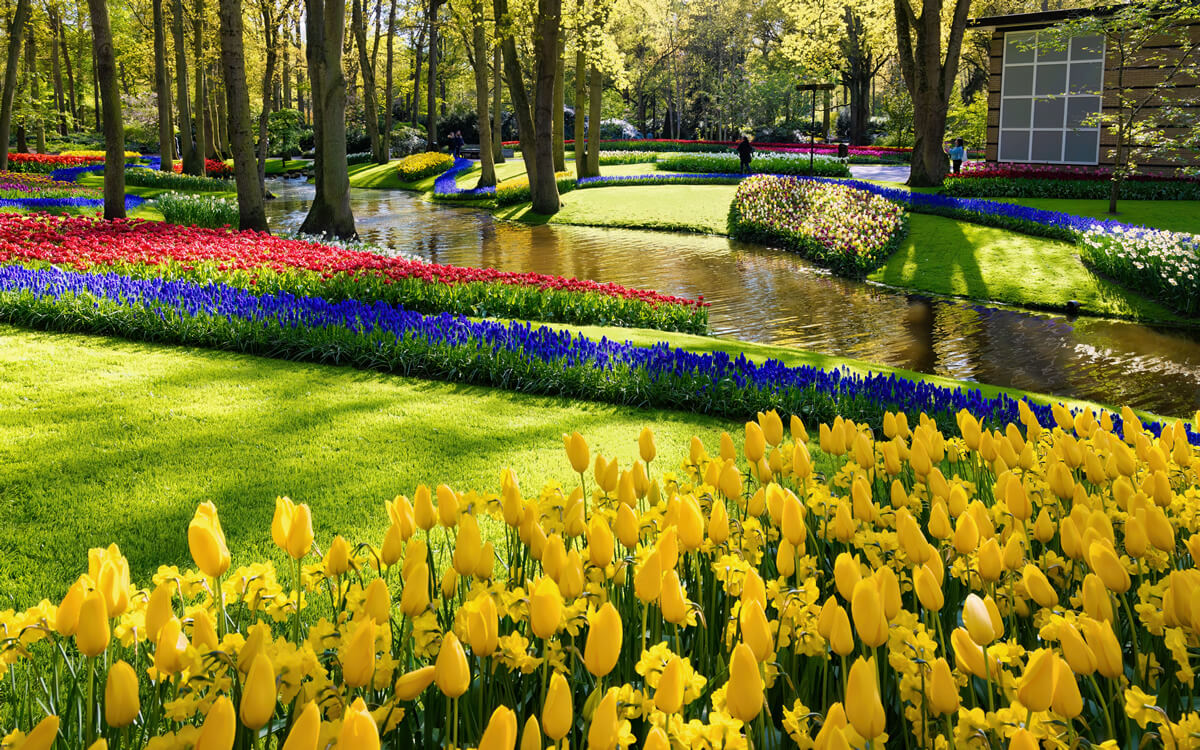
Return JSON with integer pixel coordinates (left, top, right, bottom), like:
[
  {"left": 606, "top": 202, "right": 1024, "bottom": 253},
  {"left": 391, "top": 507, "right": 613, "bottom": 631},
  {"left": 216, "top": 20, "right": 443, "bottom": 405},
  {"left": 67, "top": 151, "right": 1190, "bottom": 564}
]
[
  {"left": 396, "top": 152, "right": 455, "bottom": 181},
  {"left": 390, "top": 125, "right": 429, "bottom": 157},
  {"left": 170, "top": 159, "right": 235, "bottom": 177},
  {"left": 1078, "top": 226, "right": 1200, "bottom": 315},
  {"left": 728, "top": 175, "right": 908, "bottom": 277},
  {"left": 153, "top": 193, "right": 240, "bottom": 229},
  {"left": 494, "top": 171, "right": 577, "bottom": 207},
  {"left": 124, "top": 169, "right": 232, "bottom": 192},
  {"left": 657, "top": 151, "right": 851, "bottom": 178},
  {"left": 347, "top": 151, "right": 375, "bottom": 165}
]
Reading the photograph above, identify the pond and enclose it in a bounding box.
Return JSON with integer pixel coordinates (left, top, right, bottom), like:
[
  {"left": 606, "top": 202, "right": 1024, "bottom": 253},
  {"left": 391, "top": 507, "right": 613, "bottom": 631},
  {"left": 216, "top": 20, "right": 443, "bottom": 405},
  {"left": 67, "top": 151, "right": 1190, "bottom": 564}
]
[{"left": 264, "top": 179, "right": 1200, "bottom": 417}]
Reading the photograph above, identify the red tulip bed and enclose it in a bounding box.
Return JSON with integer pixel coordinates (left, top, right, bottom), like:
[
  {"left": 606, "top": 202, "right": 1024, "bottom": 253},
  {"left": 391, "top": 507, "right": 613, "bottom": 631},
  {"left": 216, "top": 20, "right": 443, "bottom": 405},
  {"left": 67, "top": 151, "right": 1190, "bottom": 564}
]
[
  {"left": 944, "top": 163, "right": 1200, "bottom": 200},
  {"left": 5, "top": 152, "right": 107, "bottom": 173},
  {"left": 0, "top": 213, "right": 709, "bottom": 333},
  {"left": 171, "top": 159, "right": 236, "bottom": 177}
]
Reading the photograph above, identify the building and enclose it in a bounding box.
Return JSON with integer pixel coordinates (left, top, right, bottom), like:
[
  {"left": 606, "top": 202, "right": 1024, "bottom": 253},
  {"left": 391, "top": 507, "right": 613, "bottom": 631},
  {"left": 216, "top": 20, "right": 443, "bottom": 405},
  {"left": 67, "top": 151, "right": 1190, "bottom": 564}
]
[{"left": 969, "top": 7, "right": 1200, "bottom": 169}]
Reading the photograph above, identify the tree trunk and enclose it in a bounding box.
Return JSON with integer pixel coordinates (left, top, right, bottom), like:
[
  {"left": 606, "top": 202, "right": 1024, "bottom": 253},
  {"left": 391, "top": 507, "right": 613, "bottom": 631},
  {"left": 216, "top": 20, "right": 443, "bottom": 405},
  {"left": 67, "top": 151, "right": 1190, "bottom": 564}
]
[
  {"left": 425, "top": 0, "right": 443, "bottom": 151},
  {"left": 530, "top": 0, "right": 561, "bottom": 213},
  {"left": 215, "top": 75, "right": 229, "bottom": 155},
  {"left": 573, "top": 48, "right": 589, "bottom": 178},
  {"left": 586, "top": 64, "right": 600, "bottom": 176},
  {"left": 301, "top": 0, "right": 357, "bottom": 239},
  {"left": 282, "top": 13, "right": 291, "bottom": 109},
  {"left": 352, "top": 0, "right": 384, "bottom": 162},
  {"left": 24, "top": 19, "right": 46, "bottom": 153},
  {"left": 552, "top": 35, "right": 564, "bottom": 171},
  {"left": 86, "top": 0, "right": 124, "bottom": 219},
  {"left": 218, "top": 0, "right": 268, "bottom": 230},
  {"left": 491, "top": 44, "right": 504, "bottom": 163},
  {"left": 193, "top": 0, "right": 207, "bottom": 173},
  {"left": 153, "top": 0, "right": 174, "bottom": 170},
  {"left": 472, "top": 0, "right": 495, "bottom": 187},
  {"left": 842, "top": 6, "right": 872, "bottom": 146},
  {"left": 57, "top": 12, "right": 78, "bottom": 129},
  {"left": 383, "top": 0, "right": 397, "bottom": 156},
  {"left": 91, "top": 38, "right": 99, "bottom": 130},
  {"left": 495, "top": 0, "right": 535, "bottom": 179},
  {"left": 256, "top": 0, "right": 278, "bottom": 188},
  {"left": 48, "top": 10, "right": 67, "bottom": 136},
  {"left": 173, "top": 0, "right": 200, "bottom": 173},
  {"left": 411, "top": 24, "right": 424, "bottom": 126}
]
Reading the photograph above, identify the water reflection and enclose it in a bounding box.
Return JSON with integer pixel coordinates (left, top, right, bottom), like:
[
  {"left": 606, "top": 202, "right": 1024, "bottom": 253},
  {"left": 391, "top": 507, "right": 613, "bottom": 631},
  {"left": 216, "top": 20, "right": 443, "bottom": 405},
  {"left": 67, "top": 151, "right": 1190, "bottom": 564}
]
[{"left": 264, "top": 179, "right": 1200, "bottom": 416}]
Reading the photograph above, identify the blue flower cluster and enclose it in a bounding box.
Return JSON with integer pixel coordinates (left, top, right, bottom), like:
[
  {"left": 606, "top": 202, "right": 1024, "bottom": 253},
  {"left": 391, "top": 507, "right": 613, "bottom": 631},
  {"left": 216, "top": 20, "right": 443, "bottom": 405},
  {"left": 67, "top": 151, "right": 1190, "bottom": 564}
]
[
  {"left": 0, "top": 195, "right": 146, "bottom": 210},
  {"left": 2, "top": 263, "right": 1193, "bottom": 445},
  {"left": 433, "top": 158, "right": 496, "bottom": 198}
]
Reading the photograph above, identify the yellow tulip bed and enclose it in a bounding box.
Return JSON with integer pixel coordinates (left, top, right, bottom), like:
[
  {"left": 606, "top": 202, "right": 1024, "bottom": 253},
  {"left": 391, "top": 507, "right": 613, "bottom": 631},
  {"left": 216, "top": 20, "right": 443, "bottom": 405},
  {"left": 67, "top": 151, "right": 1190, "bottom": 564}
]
[
  {"left": 2, "top": 404, "right": 1200, "bottom": 749},
  {"left": 396, "top": 153, "right": 456, "bottom": 182}
]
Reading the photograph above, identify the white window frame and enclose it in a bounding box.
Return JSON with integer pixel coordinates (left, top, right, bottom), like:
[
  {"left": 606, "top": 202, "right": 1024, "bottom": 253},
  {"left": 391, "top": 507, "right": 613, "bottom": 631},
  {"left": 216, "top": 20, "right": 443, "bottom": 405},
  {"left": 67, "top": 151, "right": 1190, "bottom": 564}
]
[{"left": 997, "top": 29, "right": 1106, "bottom": 165}]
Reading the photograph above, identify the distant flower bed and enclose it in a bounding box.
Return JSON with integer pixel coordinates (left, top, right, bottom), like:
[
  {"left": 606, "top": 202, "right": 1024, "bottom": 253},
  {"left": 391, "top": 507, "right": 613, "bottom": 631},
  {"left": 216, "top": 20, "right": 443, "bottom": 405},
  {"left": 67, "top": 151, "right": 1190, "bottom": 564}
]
[
  {"left": 728, "top": 175, "right": 908, "bottom": 277},
  {"left": 59, "top": 149, "right": 142, "bottom": 159},
  {"left": 125, "top": 169, "right": 232, "bottom": 192},
  {"left": 657, "top": 152, "right": 851, "bottom": 178},
  {"left": 494, "top": 171, "right": 578, "bottom": 207},
  {"left": 169, "top": 159, "right": 236, "bottom": 177},
  {"left": 578, "top": 173, "right": 746, "bottom": 188},
  {"left": 6, "top": 152, "right": 107, "bottom": 173},
  {"left": 0, "top": 214, "right": 708, "bottom": 332},
  {"left": 432, "top": 158, "right": 495, "bottom": 200},
  {"left": 153, "top": 193, "right": 240, "bottom": 229},
  {"left": 1079, "top": 226, "right": 1200, "bottom": 315},
  {"left": 597, "top": 151, "right": 660, "bottom": 165},
  {"left": 0, "top": 171, "right": 100, "bottom": 199},
  {"left": 397, "top": 152, "right": 455, "bottom": 182},
  {"left": 944, "top": 175, "right": 1200, "bottom": 201}
]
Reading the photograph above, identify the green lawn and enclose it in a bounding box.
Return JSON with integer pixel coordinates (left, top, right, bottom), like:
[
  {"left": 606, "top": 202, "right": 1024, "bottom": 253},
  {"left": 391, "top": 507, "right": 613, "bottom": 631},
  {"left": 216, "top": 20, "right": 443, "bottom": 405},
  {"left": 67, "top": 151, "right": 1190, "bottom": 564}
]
[{"left": 1000, "top": 197, "right": 1200, "bottom": 235}]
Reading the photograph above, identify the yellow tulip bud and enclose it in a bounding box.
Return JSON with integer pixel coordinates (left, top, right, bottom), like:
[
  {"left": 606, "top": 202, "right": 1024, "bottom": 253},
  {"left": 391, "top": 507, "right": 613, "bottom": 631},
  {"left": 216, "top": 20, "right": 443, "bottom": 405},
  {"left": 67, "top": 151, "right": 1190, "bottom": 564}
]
[
  {"left": 1002, "top": 534, "right": 1025, "bottom": 571},
  {"left": 364, "top": 578, "right": 391, "bottom": 625},
  {"left": 479, "top": 706, "right": 518, "bottom": 750},
  {"left": 188, "top": 502, "right": 231, "bottom": 579},
  {"left": 829, "top": 605, "right": 854, "bottom": 656},
  {"left": 644, "top": 727, "right": 669, "bottom": 750},
  {"left": 1051, "top": 658, "right": 1083, "bottom": 718},
  {"left": 394, "top": 666, "right": 437, "bottom": 700},
  {"left": 272, "top": 496, "right": 296, "bottom": 551},
  {"left": 792, "top": 441, "right": 813, "bottom": 480},
  {"left": 240, "top": 652, "right": 277, "bottom": 730},
  {"left": 678, "top": 496, "right": 704, "bottom": 552},
  {"left": 962, "top": 594, "right": 995, "bottom": 646},
  {"left": 977, "top": 538, "right": 1003, "bottom": 583},
  {"left": 758, "top": 410, "right": 784, "bottom": 446},
  {"left": 453, "top": 514, "right": 482, "bottom": 576},
  {"left": 542, "top": 671, "right": 573, "bottom": 740},
  {"left": 634, "top": 549, "right": 662, "bottom": 603},
  {"left": 414, "top": 485, "right": 436, "bottom": 531},
  {"left": 399, "top": 563, "right": 430, "bottom": 617},
  {"left": 343, "top": 618, "right": 377, "bottom": 688},
  {"left": 587, "top": 518, "right": 615, "bottom": 568},
  {"left": 953, "top": 511, "right": 979, "bottom": 556},
  {"left": 708, "top": 500, "right": 730, "bottom": 545},
  {"left": 1033, "top": 508, "right": 1056, "bottom": 543},
  {"left": 951, "top": 628, "right": 993, "bottom": 680},
  {"left": 851, "top": 580, "right": 888, "bottom": 648},
  {"left": 1081, "top": 573, "right": 1113, "bottom": 623},
  {"left": 1016, "top": 648, "right": 1059, "bottom": 712},
  {"left": 875, "top": 567, "right": 902, "bottom": 621},
  {"left": 196, "top": 696, "right": 235, "bottom": 750},
  {"left": 154, "top": 616, "right": 189, "bottom": 676},
  {"left": 1080, "top": 619, "right": 1123, "bottom": 679},
  {"left": 915, "top": 565, "right": 944, "bottom": 611},
  {"left": 814, "top": 703, "right": 847, "bottom": 750},
  {"left": 927, "top": 503, "right": 951, "bottom": 540},
  {"left": 718, "top": 460, "right": 742, "bottom": 501},
  {"left": 337, "top": 697, "right": 380, "bottom": 750},
  {"left": 145, "top": 584, "right": 173, "bottom": 643},
  {"left": 104, "top": 660, "right": 140, "bottom": 728},
  {"left": 639, "top": 427, "right": 657, "bottom": 464},
  {"left": 324, "top": 535, "right": 351, "bottom": 577},
  {"left": 437, "top": 484, "right": 459, "bottom": 528},
  {"left": 744, "top": 421, "right": 766, "bottom": 464},
  {"left": 440, "top": 567, "right": 459, "bottom": 600},
  {"left": 845, "top": 657, "right": 886, "bottom": 739},
  {"left": 530, "top": 577, "right": 563, "bottom": 639},
  {"left": 22, "top": 715, "right": 61, "bottom": 750},
  {"left": 1009, "top": 728, "right": 1038, "bottom": 750},
  {"left": 190, "top": 609, "right": 219, "bottom": 652},
  {"left": 615, "top": 504, "right": 640, "bottom": 549},
  {"left": 833, "top": 552, "right": 861, "bottom": 602},
  {"left": 1056, "top": 621, "right": 1095, "bottom": 675},
  {"left": 55, "top": 577, "right": 87, "bottom": 637},
  {"left": 740, "top": 599, "right": 773, "bottom": 661},
  {"left": 435, "top": 632, "right": 471, "bottom": 698},
  {"left": 587, "top": 689, "right": 620, "bottom": 750},
  {"left": 1088, "top": 541, "right": 1131, "bottom": 593},
  {"left": 520, "top": 716, "right": 543, "bottom": 750},
  {"left": 76, "top": 590, "right": 110, "bottom": 658},
  {"left": 654, "top": 656, "right": 686, "bottom": 714},
  {"left": 584, "top": 603, "right": 623, "bottom": 678},
  {"left": 564, "top": 431, "right": 590, "bottom": 474},
  {"left": 1022, "top": 563, "right": 1058, "bottom": 609},
  {"left": 926, "top": 658, "right": 959, "bottom": 715},
  {"left": 281, "top": 701, "right": 321, "bottom": 750},
  {"left": 725, "top": 643, "right": 763, "bottom": 722},
  {"left": 660, "top": 569, "right": 689, "bottom": 625}
]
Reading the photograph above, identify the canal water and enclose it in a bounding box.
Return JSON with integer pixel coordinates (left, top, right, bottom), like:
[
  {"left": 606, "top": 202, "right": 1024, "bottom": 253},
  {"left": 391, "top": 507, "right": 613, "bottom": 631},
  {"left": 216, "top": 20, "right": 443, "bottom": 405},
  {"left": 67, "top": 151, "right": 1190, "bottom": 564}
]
[{"left": 264, "top": 179, "right": 1200, "bottom": 417}]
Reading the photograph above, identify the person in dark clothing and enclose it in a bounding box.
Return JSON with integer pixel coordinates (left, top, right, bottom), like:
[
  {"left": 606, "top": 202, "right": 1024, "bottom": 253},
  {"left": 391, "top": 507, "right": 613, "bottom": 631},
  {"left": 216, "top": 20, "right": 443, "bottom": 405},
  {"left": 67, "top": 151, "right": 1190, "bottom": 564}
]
[{"left": 736, "top": 136, "right": 754, "bottom": 173}]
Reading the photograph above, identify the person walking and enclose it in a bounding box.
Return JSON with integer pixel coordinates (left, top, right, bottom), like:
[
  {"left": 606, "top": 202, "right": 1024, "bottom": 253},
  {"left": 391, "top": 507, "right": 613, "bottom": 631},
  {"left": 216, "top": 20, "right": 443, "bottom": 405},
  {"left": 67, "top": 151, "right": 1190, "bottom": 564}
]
[
  {"left": 948, "top": 138, "right": 966, "bottom": 174},
  {"left": 736, "top": 136, "right": 754, "bottom": 174}
]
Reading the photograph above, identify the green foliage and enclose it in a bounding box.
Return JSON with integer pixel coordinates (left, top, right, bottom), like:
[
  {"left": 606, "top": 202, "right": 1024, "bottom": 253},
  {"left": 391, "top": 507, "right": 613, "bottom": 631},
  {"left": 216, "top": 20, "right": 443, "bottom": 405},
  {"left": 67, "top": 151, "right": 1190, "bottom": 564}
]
[
  {"left": 946, "top": 94, "right": 987, "bottom": 152},
  {"left": 597, "top": 151, "right": 660, "bottom": 165},
  {"left": 153, "top": 193, "right": 240, "bottom": 229},
  {"left": 266, "top": 109, "right": 303, "bottom": 160},
  {"left": 124, "top": 169, "right": 232, "bottom": 192}
]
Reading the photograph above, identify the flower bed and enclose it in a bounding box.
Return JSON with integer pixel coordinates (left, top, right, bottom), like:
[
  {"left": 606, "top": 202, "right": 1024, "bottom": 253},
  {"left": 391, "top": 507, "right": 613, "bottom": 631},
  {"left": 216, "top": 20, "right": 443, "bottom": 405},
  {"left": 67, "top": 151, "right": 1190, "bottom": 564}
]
[
  {"left": 153, "top": 193, "right": 240, "bottom": 229},
  {"left": 59, "top": 149, "right": 142, "bottom": 159},
  {"left": 494, "top": 171, "right": 578, "bottom": 207},
  {"left": 5, "top": 397, "right": 1198, "bottom": 747},
  {"left": 944, "top": 176, "right": 1200, "bottom": 201},
  {"left": 1078, "top": 226, "right": 1200, "bottom": 315},
  {"left": 169, "top": 158, "right": 236, "bottom": 177},
  {"left": 728, "top": 175, "right": 908, "bottom": 277},
  {"left": 0, "top": 213, "right": 708, "bottom": 332},
  {"left": 124, "top": 169, "right": 233, "bottom": 192},
  {"left": 432, "top": 157, "right": 495, "bottom": 200},
  {"left": 657, "top": 152, "right": 851, "bottom": 178},
  {"left": 578, "top": 173, "right": 747, "bottom": 188},
  {"left": 397, "top": 152, "right": 456, "bottom": 182},
  {"left": 5, "top": 152, "right": 107, "bottom": 173},
  {"left": 597, "top": 151, "right": 660, "bottom": 165},
  {"left": 0, "top": 171, "right": 101, "bottom": 199}
]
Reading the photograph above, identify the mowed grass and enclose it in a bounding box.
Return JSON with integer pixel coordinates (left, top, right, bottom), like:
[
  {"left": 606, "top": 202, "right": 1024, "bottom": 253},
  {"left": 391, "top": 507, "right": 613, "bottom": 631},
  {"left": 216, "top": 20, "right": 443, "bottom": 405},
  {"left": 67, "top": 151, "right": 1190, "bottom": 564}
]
[
  {"left": 1000, "top": 197, "right": 1200, "bottom": 235},
  {"left": 0, "top": 325, "right": 736, "bottom": 604},
  {"left": 502, "top": 184, "right": 737, "bottom": 235},
  {"left": 869, "top": 213, "right": 1183, "bottom": 323}
]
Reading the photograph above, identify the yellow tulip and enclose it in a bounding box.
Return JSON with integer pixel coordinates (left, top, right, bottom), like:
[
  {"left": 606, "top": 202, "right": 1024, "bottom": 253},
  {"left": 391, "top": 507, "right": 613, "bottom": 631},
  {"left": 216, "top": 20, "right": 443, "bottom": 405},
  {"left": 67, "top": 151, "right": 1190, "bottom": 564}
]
[
  {"left": 587, "top": 688, "right": 620, "bottom": 750},
  {"left": 1051, "top": 658, "right": 1083, "bottom": 719},
  {"left": 584, "top": 602, "right": 623, "bottom": 678},
  {"left": 639, "top": 427, "right": 657, "bottom": 464},
  {"left": 466, "top": 598, "right": 499, "bottom": 657},
  {"left": 190, "top": 609, "right": 219, "bottom": 652},
  {"left": 414, "top": 485, "right": 436, "bottom": 531},
  {"left": 1057, "top": 621, "right": 1096, "bottom": 675},
  {"left": 1009, "top": 728, "right": 1038, "bottom": 750},
  {"left": 643, "top": 727, "right": 670, "bottom": 750},
  {"left": 953, "top": 512, "right": 980, "bottom": 555},
  {"left": 435, "top": 632, "right": 471, "bottom": 698},
  {"left": 153, "top": 616, "right": 189, "bottom": 676},
  {"left": 655, "top": 656, "right": 686, "bottom": 714},
  {"left": 1022, "top": 563, "right": 1059, "bottom": 609},
  {"left": 441, "top": 567, "right": 459, "bottom": 601},
  {"left": 337, "top": 697, "right": 380, "bottom": 750},
  {"left": 530, "top": 576, "right": 563, "bottom": 639},
  {"left": 725, "top": 643, "right": 763, "bottom": 722},
  {"left": 273, "top": 496, "right": 314, "bottom": 559},
  {"left": 21, "top": 715, "right": 60, "bottom": 750},
  {"left": 739, "top": 599, "right": 773, "bottom": 662},
  {"left": 364, "top": 578, "right": 391, "bottom": 625},
  {"left": 951, "top": 628, "right": 992, "bottom": 680},
  {"left": 343, "top": 618, "right": 377, "bottom": 688},
  {"left": 564, "top": 431, "right": 590, "bottom": 474},
  {"left": 678, "top": 496, "right": 704, "bottom": 551},
  {"left": 543, "top": 671, "right": 573, "bottom": 740},
  {"left": 437, "top": 484, "right": 459, "bottom": 528},
  {"left": 758, "top": 409, "right": 784, "bottom": 446},
  {"left": 104, "top": 660, "right": 140, "bottom": 728},
  {"left": 281, "top": 701, "right": 321, "bottom": 750},
  {"left": 325, "top": 535, "right": 351, "bottom": 577},
  {"left": 76, "top": 590, "right": 109, "bottom": 658},
  {"left": 238, "top": 623, "right": 268, "bottom": 672},
  {"left": 977, "top": 537, "right": 1003, "bottom": 583},
  {"left": 188, "top": 502, "right": 231, "bottom": 579},
  {"left": 616, "top": 504, "right": 640, "bottom": 549},
  {"left": 55, "top": 577, "right": 87, "bottom": 636},
  {"left": 587, "top": 518, "right": 615, "bottom": 568},
  {"left": 196, "top": 696, "right": 235, "bottom": 750},
  {"left": 1017, "top": 648, "right": 1059, "bottom": 712},
  {"left": 660, "top": 569, "right": 689, "bottom": 625},
  {"left": 479, "top": 706, "right": 518, "bottom": 750},
  {"left": 851, "top": 579, "right": 888, "bottom": 648},
  {"left": 718, "top": 460, "right": 742, "bottom": 501},
  {"left": 144, "top": 583, "right": 174, "bottom": 643},
  {"left": 962, "top": 593, "right": 996, "bottom": 646},
  {"left": 399, "top": 563, "right": 430, "bottom": 617},
  {"left": 915, "top": 565, "right": 944, "bottom": 611},
  {"left": 744, "top": 421, "right": 766, "bottom": 463},
  {"left": 833, "top": 553, "right": 861, "bottom": 602},
  {"left": 1080, "top": 619, "right": 1123, "bottom": 679},
  {"left": 829, "top": 604, "right": 854, "bottom": 656},
  {"left": 394, "top": 666, "right": 437, "bottom": 700},
  {"left": 1088, "top": 541, "right": 1131, "bottom": 594},
  {"left": 927, "top": 503, "right": 951, "bottom": 540},
  {"left": 95, "top": 551, "right": 130, "bottom": 616},
  {"left": 845, "top": 657, "right": 885, "bottom": 739},
  {"left": 520, "top": 716, "right": 543, "bottom": 750},
  {"left": 240, "top": 652, "right": 277, "bottom": 730},
  {"left": 926, "top": 658, "right": 959, "bottom": 715},
  {"left": 814, "top": 703, "right": 847, "bottom": 750}
]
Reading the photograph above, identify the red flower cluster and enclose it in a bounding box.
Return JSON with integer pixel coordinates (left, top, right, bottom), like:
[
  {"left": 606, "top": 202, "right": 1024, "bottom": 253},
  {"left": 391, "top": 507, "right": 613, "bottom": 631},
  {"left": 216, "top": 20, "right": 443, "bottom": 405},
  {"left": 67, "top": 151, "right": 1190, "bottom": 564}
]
[
  {"left": 0, "top": 213, "right": 706, "bottom": 309},
  {"left": 957, "top": 162, "right": 1200, "bottom": 183},
  {"left": 170, "top": 159, "right": 235, "bottom": 177},
  {"left": 5, "top": 153, "right": 106, "bottom": 167},
  {"left": 499, "top": 138, "right": 915, "bottom": 154}
]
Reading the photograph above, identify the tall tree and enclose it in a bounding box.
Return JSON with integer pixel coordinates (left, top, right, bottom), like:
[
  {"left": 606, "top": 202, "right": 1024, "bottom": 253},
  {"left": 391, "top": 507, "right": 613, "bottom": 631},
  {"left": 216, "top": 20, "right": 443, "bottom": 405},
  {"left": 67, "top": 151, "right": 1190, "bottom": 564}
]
[
  {"left": 193, "top": 0, "right": 208, "bottom": 171},
  {"left": 0, "top": 0, "right": 34, "bottom": 171},
  {"left": 54, "top": 9, "right": 78, "bottom": 130},
  {"left": 471, "top": 0, "right": 496, "bottom": 186},
  {"left": 174, "top": 0, "right": 202, "bottom": 173},
  {"left": 301, "top": 0, "right": 357, "bottom": 238},
  {"left": 411, "top": 21, "right": 424, "bottom": 126},
  {"left": 383, "top": 0, "right": 398, "bottom": 156},
  {"left": 552, "top": 37, "right": 564, "bottom": 170},
  {"left": 153, "top": 0, "right": 174, "bottom": 170},
  {"left": 531, "top": 0, "right": 562, "bottom": 212},
  {"left": 86, "top": 0, "right": 124, "bottom": 219},
  {"left": 573, "top": 46, "right": 591, "bottom": 178},
  {"left": 24, "top": 15, "right": 46, "bottom": 153},
  {"left": 425, "top": 0, "right": 446, "bottom": 150},
  {"left": 491, "top": 44, "right": 504, "bottom": 163},
  {"left": 893, "top": 0, "right": 972, "bottom": 186},
  {"left": 495, "top": 0, "right": 536, "bottom": 179},
  {"left": 47, "top": 7, "right": 67, "bottom": 136},
  {"left": 256, "top": 0, "right": 280, "bottom": 187},
  {"left": 352, "top": 0, "right": 386, "bottom": 162},
  {"left": 218, "top": 0, "right": 268, "bottom": 231}
]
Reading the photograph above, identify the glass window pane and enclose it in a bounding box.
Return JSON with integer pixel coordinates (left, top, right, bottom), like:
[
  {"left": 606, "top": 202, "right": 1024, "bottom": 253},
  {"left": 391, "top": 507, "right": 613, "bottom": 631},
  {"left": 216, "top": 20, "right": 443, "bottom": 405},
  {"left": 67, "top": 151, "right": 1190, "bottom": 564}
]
[
  {"left": 1066, "top": 96, "right": 1102, "bottom": 128},
  {"left": 1035, "top": 64, "right": 1068, "bottom": 96},
  {"left": 1006, "top": 32, "right": 1036, "bottom": 64},
  {"left": 1003, "top": 66, "right": 1035, "bottom": 97},
  {"left": 1069, "top": 62, "right": 1103, "bottom": 95},
  {"left": 1064, "top": 130, "right": 1100, "bottom": 163},
  {"left": 999, "top": 130, "right": 1030, "bottom": 161},
  {"left": 1070, "top": 35, "right": 1104, "bottom": 60},
  {"left": 1001, "top": 98, "right": 1032, "bottom": 129},
  {"left": 1036, "top": 33, "right": 1069, "bottom": 63},
  {"left": 1034, "top": 97, "right": 1065, "bottom": 128},
  {"left": 1031, "top": 131, "right": 1064, "bottom": 162}
]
